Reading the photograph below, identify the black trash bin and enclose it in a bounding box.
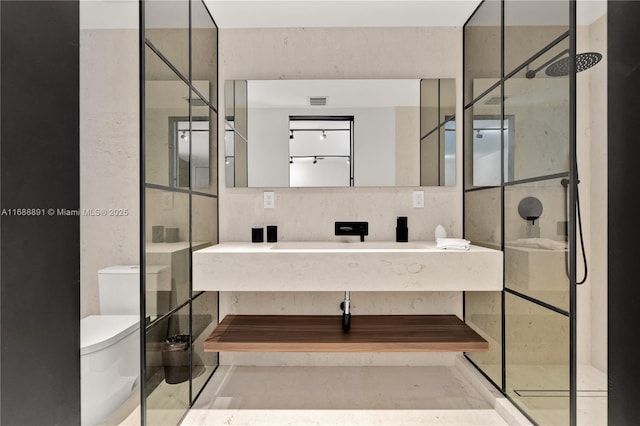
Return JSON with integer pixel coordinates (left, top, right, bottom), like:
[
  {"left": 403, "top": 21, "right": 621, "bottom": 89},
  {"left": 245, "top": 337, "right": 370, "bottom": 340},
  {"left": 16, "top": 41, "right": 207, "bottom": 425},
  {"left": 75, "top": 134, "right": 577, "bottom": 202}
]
[{"left": 161, "top": 334, "right": 190, "bottom": 384}]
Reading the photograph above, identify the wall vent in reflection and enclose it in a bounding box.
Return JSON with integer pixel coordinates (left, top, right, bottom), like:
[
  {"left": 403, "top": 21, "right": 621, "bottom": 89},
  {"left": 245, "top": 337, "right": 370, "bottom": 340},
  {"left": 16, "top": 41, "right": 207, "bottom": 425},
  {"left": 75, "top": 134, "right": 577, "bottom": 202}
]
[
  {"left": 308, "top": 96, "right": 328, "bottom": 106},
  {"left": 482, "top": 96, "right": 505, "bottom": 105},
  {"left": 184, "top": 97, "right": 208, "bottom": 107}
]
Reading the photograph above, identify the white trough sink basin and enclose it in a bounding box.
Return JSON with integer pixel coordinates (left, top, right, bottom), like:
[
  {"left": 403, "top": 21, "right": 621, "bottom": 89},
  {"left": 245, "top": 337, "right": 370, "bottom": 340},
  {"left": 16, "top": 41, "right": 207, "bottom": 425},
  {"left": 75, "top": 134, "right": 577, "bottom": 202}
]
[
  {"left": 270, "top": 241, "right": 430, "bottom": 251},
  {"left": 193, "top": 241, "right": 503, "bottom": 292}
]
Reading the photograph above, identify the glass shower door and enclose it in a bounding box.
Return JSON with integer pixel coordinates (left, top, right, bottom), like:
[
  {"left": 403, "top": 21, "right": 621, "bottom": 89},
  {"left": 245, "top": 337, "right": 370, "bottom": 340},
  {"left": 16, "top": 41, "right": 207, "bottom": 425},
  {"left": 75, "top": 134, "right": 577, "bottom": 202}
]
[{"left": 463, "top": 1, "right": 576, "bottom": 424}]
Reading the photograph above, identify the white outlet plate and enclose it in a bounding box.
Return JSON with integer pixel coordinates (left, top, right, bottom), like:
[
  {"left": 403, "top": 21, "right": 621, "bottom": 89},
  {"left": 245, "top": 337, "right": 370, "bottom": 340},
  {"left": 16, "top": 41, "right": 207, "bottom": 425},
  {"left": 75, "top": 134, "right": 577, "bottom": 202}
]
[
  {"left": 264, "top": 191, "right": 275, "bottom": 209},
  {"left": 413, "top": 190, "right": 424, "bottom": 208}
]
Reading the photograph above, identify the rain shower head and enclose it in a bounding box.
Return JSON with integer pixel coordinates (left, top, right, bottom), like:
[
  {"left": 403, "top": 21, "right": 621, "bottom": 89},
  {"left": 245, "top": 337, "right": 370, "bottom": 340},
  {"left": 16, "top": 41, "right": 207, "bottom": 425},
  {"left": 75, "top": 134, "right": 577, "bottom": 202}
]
[
  {"left": 525, "top": 50, "right": 603, "bottom": 79},
  {"left": 545, "top": 52, "right": 603, "bottom": 77}
]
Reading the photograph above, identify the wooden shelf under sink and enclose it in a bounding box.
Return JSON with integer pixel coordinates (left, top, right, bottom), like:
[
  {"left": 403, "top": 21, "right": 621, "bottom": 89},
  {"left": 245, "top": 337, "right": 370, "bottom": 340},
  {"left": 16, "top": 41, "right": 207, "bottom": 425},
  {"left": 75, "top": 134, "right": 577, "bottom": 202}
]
[{"left": 204, "top": 314, "right": 488, "bottom": 352}]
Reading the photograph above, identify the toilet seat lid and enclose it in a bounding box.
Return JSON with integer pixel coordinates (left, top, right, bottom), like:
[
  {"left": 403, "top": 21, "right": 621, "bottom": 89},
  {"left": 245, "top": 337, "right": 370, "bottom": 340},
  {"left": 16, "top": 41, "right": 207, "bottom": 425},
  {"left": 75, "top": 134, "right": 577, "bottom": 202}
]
[{"left": 81, "top": 315, "right": 140, "bottom": 356}]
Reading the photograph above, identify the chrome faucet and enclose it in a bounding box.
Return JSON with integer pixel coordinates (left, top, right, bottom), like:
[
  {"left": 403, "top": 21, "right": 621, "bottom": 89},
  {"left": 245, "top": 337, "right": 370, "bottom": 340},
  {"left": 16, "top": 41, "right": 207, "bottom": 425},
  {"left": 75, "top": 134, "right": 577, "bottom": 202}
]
[
  {"left": 334, "top": 222, "right": 366, "bottom": 332},
  {"left": 340, "top": 291, "right": 351, "bottom": 332}
]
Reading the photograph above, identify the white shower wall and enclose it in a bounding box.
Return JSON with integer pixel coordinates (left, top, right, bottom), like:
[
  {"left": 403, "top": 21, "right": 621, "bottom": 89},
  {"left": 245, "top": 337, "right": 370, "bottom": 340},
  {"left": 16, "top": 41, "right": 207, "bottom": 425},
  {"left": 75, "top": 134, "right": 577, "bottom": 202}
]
[{"left": 577, "top": 11, "right": 607, "bottom": 373}]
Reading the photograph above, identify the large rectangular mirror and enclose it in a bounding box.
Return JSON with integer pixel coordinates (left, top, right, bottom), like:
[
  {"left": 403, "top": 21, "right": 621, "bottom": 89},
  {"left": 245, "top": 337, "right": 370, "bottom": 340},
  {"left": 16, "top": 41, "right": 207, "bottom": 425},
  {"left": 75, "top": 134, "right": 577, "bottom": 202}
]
[{"left": 224, "top": 78, "right": 455, "bottom": 188}]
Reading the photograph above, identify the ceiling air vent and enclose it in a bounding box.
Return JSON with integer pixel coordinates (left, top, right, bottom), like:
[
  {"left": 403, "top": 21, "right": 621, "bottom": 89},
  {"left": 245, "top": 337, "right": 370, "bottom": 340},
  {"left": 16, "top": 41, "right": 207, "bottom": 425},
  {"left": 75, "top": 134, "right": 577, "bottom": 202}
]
[
  {"left": 184, "top": 97, "right": 208, "bottom": 107},
  {"left": 308, "top": 96, "right": 328, "bottom": 106},
  {"left": 483, "top": 96, "right": 507, "bottom": 105},
  {"left": 191, "top": 98, "right": 208, "bottom": 107}
]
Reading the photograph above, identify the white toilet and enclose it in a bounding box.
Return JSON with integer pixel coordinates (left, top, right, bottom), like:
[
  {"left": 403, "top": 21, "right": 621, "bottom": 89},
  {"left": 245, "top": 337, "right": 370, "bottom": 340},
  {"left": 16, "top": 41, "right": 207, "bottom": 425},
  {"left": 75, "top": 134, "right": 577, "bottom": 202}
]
[{"left": 80, "top": 265, "right": 160, "bottom": 426}]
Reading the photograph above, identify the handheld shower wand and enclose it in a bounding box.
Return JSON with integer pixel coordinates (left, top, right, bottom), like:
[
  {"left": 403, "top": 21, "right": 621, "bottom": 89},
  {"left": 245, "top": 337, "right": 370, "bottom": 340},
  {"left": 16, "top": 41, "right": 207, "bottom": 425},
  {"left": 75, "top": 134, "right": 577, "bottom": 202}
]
[{"left": 562, "top": 176, "right": 588, "bottom": 285}]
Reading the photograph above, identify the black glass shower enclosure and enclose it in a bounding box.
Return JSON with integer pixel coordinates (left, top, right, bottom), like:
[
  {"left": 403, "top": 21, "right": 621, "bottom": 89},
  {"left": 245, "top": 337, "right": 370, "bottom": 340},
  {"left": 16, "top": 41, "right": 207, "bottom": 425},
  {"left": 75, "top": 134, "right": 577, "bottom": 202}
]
[{"left": 462, "top": 1, "right": 580, "bottom": 424}]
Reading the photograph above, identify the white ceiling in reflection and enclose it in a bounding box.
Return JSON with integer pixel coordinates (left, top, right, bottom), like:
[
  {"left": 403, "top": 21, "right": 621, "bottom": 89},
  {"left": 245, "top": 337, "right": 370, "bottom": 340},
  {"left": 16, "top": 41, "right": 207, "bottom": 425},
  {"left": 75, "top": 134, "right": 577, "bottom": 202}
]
[
  {"left": 206, "top": 1, "right": 482, "bottom": 28},
  {"left": 247, "top": 79, "right": 420, "bottom": 109},
  {"left": 80, "top": 1, "right": 606, "bottom": 30}
]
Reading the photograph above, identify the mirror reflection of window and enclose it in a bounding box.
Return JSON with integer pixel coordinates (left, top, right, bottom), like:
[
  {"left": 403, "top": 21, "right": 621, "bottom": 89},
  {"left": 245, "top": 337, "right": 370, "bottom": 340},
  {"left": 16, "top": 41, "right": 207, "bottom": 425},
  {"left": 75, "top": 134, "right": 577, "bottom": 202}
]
[
  {"left": 288, "top": 117, "right": 353, "bottom": 187},
  {"left": 444, "top": 119, "right": 456, "bottom": 186},
  {"left": 419, "top": 78, "right": 457, "bottom": 187},
  {"left": 170, "top": 117, "right": 210, "bottom": 189},
  {"left": 472, "top": 116, "right": 513, "bottom": 186},
  {"left": 224, "top": 121, "right": 235, "bottom": 188}
]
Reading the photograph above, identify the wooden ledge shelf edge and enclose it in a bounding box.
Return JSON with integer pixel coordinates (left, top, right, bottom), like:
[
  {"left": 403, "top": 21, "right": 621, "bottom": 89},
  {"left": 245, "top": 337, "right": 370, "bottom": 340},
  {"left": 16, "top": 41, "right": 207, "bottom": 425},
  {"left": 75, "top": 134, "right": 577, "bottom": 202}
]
[{"left": 204, "top": 314, "right": 488, "bottom": 353}]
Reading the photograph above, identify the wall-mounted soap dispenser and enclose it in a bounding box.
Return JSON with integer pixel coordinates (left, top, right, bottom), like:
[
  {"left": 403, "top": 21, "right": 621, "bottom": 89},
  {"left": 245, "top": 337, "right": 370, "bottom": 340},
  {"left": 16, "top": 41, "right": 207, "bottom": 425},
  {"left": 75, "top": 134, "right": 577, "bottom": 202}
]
[{"left": 396, "top": 216, "right": 408, "bottom": 242}]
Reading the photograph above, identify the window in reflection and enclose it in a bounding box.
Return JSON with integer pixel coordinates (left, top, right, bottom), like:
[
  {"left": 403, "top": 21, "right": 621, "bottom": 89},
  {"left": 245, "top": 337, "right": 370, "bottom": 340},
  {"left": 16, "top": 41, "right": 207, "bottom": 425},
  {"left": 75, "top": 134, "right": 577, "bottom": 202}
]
[
  {"left": 171, "top": 118, "right": 210, "bottom": 188},
  {"left": 224, "top": 121, "right": 236, "bottom": 188},
  {"left": 472, "top": 116, "right": 513, "bottom": 186},
  {"left": 288, "top": 117, "right": 353, "bottom": 187},
  {"left": 443, "top": 119, "right": 456, "bottom": 186}
]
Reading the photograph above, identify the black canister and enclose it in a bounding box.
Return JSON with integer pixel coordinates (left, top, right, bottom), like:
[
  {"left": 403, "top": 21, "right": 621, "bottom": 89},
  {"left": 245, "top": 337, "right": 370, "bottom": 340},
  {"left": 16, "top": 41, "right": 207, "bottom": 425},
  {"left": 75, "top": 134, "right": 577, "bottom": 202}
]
[
  {"left": 396, "top": 216, "right": 408, "bottom": 242},
  {"left": 266, "top": 225, "right": 278, "bottom": 243}
]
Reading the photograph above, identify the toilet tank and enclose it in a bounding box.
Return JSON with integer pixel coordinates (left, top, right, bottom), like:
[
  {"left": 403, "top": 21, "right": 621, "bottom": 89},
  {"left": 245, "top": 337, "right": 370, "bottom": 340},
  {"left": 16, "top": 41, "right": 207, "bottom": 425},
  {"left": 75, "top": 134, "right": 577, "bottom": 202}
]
[{"left": 98, "top": 265, "right": 141, "bottom": 314}]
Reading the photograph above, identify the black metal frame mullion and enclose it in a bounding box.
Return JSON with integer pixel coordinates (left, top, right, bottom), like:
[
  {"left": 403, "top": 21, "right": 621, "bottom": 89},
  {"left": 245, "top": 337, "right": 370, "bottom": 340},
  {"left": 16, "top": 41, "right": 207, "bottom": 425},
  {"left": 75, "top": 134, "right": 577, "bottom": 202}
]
[
  {"left": 505, "top": 288, "right": 570, "bottom": 317},
  {"left": 145, "top": 182, "right": 190, "bottom": 194},
  {"left": 188, "top": 0, "right": 194, "bottom": 405},
  {"left": 437, "top": 79, "right": 442, "bottom": 186},
  {"left": 499, "top": 0, "right": 506, "bottom": 394},
  {"left": 568, "top": 1, "right": 577, "bottom": 425},
  {"left": 145, "top": 39, "right": 190, "bottom": 86},
  {"left": 213, "top": 4, "right": 221, "bottom": 377},
  {"left": 139, "top": 1, "right": 147, "bottom": 425}
]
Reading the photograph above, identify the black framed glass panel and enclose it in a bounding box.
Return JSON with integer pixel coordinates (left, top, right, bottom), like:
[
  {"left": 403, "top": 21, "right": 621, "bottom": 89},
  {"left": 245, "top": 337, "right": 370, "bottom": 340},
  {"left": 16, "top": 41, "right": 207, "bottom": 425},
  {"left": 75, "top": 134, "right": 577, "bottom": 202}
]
[
  {"left": 465, "top": 187, "right": 502, "bottom": 248},
  {"left": 145, "top": 46, "right": 190, "bottom": 188},
  {"left": 145, "top": 188, "right": 190, "bottom": 319},
  {"left": 191, "top": 292, "right": 219, "bottom": 399},
  {"left": 503, "top": 37, "right": 570, "bottom": 183},
  {"left": 144, "top": 304, "right": 191, "bottom": 426},
  {"left": 191, "top": 196, "right": 217, "bottom": 259},
  {"left": 142, "top": 0, "right": 219, "bottom": 424},
  {"left": 504, "top": 178, "right": 569, "bottom": 311},
  {"left": 189, "top": 93, "right": 217, "bottom": 195},
  {"left": 505, "top": 293, "right": 569, "bottom": 426},
  {"left": 191, "top": 0, "right": 218, "bottom": 107},
  {"left": 145, "top": 0, "right": 189, "bottom": 80},
  {"left": 465, "top": 291, "right": 503, "bottom": 388},
  {"left": 504, "top": 0, "right": 569, "bottom": 77},
  {"left": 464, "top": 0, "right": 501, "bottom": 106}
]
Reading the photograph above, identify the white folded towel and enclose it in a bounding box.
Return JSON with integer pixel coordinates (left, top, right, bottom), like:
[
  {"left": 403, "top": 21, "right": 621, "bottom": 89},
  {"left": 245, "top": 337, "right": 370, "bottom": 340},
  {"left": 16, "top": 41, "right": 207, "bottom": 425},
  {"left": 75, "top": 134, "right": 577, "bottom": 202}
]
[{"left": 436, "top": 238, "right": 471, "bottom": 250}]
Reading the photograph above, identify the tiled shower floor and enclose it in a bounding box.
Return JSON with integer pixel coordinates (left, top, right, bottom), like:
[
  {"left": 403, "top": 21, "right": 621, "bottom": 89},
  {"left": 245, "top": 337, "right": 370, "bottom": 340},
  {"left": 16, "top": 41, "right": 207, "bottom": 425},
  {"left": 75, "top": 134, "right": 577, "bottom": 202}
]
[
  {"left": 117, "top": 360, "right": 607, "bottom": 425},
  {"left": 180, "top": 356, "right": 530, "bottom": 425}
]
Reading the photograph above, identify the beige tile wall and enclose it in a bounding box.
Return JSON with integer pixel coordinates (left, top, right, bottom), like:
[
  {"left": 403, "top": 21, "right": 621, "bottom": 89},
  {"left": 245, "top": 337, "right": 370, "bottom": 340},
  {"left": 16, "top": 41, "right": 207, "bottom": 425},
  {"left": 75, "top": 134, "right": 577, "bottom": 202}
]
[{"left": 80, "top": 28, "right": 140, "bottom": 317}]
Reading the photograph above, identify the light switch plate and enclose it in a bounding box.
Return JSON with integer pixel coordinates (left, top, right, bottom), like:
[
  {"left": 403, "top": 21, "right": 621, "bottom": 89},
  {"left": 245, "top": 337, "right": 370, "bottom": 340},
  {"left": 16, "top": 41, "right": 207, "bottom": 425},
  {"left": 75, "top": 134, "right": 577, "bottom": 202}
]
[
  {"left": 413, "top": 190, "right": 424, "bottom": 208},
  {"left": 264, "top": 191, "right": 275, "bottom": 209}
]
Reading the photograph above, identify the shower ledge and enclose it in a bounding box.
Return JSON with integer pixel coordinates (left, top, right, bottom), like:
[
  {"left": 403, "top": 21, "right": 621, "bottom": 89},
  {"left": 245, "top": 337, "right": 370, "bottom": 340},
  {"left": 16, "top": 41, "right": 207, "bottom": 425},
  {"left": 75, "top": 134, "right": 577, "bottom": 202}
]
[{"left": 192, "top": 241, "right": 503, "bottom": 292}]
